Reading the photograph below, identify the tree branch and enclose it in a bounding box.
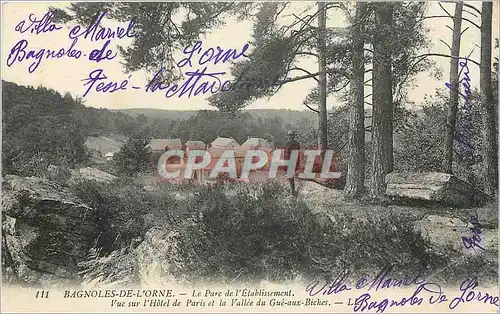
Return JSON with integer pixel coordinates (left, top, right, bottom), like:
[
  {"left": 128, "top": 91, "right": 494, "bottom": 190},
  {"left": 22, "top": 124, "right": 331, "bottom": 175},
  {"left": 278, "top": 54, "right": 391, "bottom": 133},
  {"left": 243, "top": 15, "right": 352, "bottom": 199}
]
[
  {"left": 206, "top": 3, "right": 235, "bottom": 22},
  {"left": 296, "top": 51, "right": 319, "bottom": 58},
  {"left": 418, "top": 15, "right": 480, "bottom": 30},
  {"left": 304, "top": 103, "right": 319, "bottom": 113},
  {"left": 330, "top": 79, "right": 351, "bottom": 93},
  {"left": 287, "top": 3, "right": 328, "bottom": 37},
  {"left": 349, "top": 6, "right": 373, "bottom": 28},
  {"left": 460, "top": 26, "right": 469, "bottom": 36},
  {"left": 438, "top": 2, "right": 453, "bottom": 18},
  {"left": 463, "top": 3, "right": 481, "bottom": 16},
  {"left": 292, "top": 13, "right": 317, "bottom": 29},
  {"left": 439, "top": 3, "right": 482, "bottom": 21},
  {"left": 394, "top": 50, "right": 479, "bottom": 105},
  {"left": 439, "top": 39, "right": 452, "bottom": 51},
  {"left": 274, "top": 2, "right": 290, "bottom": 23},
  {"left": 290, "top": 67, "right": 319, "bottom": 82},
  {"left": 413, "top": 53, "right": 480, "bottom": 67},
  {"left": 280, "top": 15, "right": 308, "bottom": 35},
  {"left": 280, "top": 68, "right": 349, "bottom": 84},
  {"left": 332, "top": 2, "right": 352, "bottom": 21},
  {"left": 281, "top": 4, "right": 320, "bottom": 38},
  {"left": 462, "top": 8, "right": 478, "bottom": 18},
  {"left": 337, "top": 139, "right": 349, "bottom": 153}
]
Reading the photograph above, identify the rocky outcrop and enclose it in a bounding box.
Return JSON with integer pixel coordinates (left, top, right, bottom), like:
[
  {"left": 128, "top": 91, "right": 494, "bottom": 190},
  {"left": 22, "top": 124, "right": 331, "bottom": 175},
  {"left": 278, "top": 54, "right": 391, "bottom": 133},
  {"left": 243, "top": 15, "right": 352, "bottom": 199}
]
[
  {"left": 414, "top": 214, "right": 497, "bottom": 260},
  {"left": 79, "top": 246, "right": 140, "bottom": 289},
  {"left": 2, "top": 175, "right": 101, "bottom": 286},
  {"left": 386, "top": 172, "right": 484, "bottom": 207},
  {"left": 46, "top": 165, "right": 72, "bottom": 183},
  {"left": 70, "top": 167, "right": 117, "bottom": 184},
  {"left": 75, "top": 228, "right": 180, "bottom": 288},
  {"left": 135, "top": 228, "right": 180, "bottom": 286}
]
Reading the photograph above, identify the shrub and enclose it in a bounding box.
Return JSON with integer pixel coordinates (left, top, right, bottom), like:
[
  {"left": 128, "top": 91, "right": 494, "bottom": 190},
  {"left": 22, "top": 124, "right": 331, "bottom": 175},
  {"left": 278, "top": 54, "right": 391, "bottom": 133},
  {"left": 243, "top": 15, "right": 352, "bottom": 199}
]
[
  {"left": 395, "top": 90, "right": 490, "bottom": 191},
  {"left": 167, "top": 182, "right": 451, "bottom": 285},
  {"left": 305, "top": 208, "right": 449, "bottom": 282},
  {"left": 113, "top": 135, "right": 152, "bottom": 177},
  {"left": 395, "top": 104, "right": 446, "bottom": 172},
  {"left": 169, "top": 182, "right": 316, "bottom": 284},
  {"left": 72, "top": 179, "right": 496, "bottom": 287},
  {"left": 69, "top": 177, "right": 197, "bottom": 253}
]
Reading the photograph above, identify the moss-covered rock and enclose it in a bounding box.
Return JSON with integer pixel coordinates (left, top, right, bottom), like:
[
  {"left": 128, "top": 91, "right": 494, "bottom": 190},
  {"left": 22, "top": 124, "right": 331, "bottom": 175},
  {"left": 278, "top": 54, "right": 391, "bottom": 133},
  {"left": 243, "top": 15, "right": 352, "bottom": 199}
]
[{"left": 2, "top": 175, "right": 101, "bottom": 286}]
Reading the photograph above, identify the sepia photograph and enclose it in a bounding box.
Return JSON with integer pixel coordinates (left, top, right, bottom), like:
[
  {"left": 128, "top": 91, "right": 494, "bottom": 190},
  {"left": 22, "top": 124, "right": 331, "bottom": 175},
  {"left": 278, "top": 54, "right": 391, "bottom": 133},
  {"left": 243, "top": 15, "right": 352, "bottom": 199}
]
[{"left": 1, "top": 1, "right": 499, "bottom": 313}]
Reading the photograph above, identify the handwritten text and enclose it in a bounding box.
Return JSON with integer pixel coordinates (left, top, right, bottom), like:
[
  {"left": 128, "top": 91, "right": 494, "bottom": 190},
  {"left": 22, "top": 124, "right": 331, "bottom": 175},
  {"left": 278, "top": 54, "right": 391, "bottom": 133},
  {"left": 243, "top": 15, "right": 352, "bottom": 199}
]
[
  {"left": 306, "top": 267, "right": 498, "bottom": 312},
  {"left": 462, "top": 212, "right": 484, "bottom": 250}
]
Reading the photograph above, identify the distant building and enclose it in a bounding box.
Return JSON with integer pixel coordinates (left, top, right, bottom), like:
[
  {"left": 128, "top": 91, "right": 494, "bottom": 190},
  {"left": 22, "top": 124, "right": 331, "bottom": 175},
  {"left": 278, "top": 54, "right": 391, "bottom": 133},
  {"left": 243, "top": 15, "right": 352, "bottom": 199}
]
[
  {"left": 210, "top": 137, "right": 240, "bottom": 148},
  {"left": 156, "top": 136, "right": 291, "bottom": 184},
  {"left": 185, "top": 140, "right": 207, "bottom": 150},
  {"left": 207, "top": 146, "right": 248, "bottom": 172},
  {"left": 84, "top": 135, "right": 125, "bottom": 165},
  {"left": 185, "top": 141, "right": 208, "bottom": 182},
  {"left": 104, "top": 152, "right": 115, "bottom": 161},
  {"left": 242, "top": 137, "right": 272, "bottom": 149},
  {"left": 145, "top": 139, "right": 183, "bottom": 152}
]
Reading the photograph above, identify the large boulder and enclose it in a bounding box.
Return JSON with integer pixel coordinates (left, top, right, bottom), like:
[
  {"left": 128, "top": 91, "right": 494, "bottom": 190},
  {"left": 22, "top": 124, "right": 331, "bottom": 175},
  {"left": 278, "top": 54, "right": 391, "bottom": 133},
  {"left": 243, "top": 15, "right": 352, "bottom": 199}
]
[
  {"left": 386, "top": 172, "right": 485, "bottom": 207},
  {"left": 2, "top": 175, "right": 101, "bottom": 286}
]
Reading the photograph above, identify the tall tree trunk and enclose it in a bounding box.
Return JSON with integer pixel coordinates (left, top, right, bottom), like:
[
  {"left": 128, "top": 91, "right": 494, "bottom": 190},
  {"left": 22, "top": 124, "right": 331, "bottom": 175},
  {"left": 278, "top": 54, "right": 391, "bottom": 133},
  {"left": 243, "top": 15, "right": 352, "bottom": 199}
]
[
  {"left": 344, "top": 2, "right": 366, "bottom": 198},
  {"left": 317, "top": 1, "right": 328, "bottom": 153},
  {"left": 370, "top": 2, "right": 393, "bottom": 199},
  {"left": 480, "top": 2, "right": 497, "bottom": 196},
  {"left": 442, "top": 2, "right": 463, "bottom": 173}
]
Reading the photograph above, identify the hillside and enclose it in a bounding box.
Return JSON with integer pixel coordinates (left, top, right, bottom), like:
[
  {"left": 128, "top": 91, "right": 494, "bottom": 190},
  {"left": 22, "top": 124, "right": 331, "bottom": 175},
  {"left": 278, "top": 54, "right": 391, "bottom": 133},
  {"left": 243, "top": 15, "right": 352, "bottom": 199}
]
[
  {"left": 112, "top": 108, "right": 318, "bottom": 124},
  {"left": 2, "top": 80, "right": 321, "bottom": 176}
]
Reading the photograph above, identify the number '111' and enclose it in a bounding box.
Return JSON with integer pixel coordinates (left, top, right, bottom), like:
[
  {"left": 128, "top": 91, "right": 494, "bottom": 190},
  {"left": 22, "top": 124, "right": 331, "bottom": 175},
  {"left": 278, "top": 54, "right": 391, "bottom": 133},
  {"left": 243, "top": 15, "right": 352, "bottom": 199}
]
[{"left": 35, "top": 290, "right": 49, "bottom": 298}]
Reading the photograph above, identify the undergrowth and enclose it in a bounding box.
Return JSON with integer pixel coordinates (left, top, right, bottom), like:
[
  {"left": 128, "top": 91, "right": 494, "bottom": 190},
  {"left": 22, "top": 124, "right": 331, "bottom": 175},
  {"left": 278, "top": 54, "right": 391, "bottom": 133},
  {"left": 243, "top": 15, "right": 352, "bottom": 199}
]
[{"left": 72, "top": 179, "right": 497, "bottom": 287}]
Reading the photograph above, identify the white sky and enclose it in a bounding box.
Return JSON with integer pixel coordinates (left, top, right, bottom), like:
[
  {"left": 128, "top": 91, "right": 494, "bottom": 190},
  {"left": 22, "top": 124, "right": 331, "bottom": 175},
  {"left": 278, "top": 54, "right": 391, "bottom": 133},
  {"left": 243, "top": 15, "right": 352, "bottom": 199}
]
[{"left": 1, "top": 1, "right": 498, "bottom": 111}]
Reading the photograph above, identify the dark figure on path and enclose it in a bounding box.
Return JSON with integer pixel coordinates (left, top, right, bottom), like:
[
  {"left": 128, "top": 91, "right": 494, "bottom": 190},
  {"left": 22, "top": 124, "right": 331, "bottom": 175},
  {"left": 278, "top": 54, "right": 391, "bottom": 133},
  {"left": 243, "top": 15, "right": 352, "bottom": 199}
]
[{"left": 284, "top": 130, "right": 301, "bottom": 196}]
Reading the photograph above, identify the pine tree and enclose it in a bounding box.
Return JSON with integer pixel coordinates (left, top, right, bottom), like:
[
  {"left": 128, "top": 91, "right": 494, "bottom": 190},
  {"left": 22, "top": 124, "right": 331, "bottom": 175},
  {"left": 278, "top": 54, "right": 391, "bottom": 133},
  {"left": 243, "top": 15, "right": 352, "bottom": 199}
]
[
  {"left": 344, "top": 2, "right": 367, "bottom": 198},
  {"left": 369, "top": 2, "right": 394, "bottom": 199},
  {"left": 479, "top": 2, "right": 497, "bottom": 196}
]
